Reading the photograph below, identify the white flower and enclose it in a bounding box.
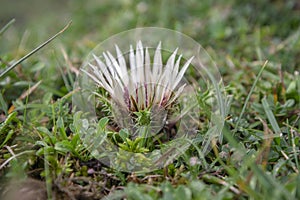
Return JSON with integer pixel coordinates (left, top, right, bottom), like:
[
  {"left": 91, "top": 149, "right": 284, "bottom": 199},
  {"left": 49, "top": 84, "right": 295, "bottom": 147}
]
[{"left": 82, "top": 41, "right": 193, "bottom": 112}]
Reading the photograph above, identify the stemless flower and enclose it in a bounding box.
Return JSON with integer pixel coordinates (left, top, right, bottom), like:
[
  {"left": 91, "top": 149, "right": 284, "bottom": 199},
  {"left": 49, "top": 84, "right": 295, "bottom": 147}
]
[
  {"left": 82, "top": 41, "right": 193, "bottom": 135},
  {"left": 82, "top": 41, "right": 193, "bottom": 111},
  {"left": 74, "top": 28, "right": 226, "bottom": 173}
]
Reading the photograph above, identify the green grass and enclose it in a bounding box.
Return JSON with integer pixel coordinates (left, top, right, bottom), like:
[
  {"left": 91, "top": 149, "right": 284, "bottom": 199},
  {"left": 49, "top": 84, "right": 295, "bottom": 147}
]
[{"left": 0, "top": 0, "right": 300, "bottom": 199}]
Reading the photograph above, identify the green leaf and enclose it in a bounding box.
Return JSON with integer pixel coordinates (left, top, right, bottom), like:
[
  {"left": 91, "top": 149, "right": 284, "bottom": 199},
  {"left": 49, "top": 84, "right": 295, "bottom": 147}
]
[
  {"left": 36, "top": 127, "right": 56, "bottom": 145},
  {"left": 42, "top": 92, "right": 53, "bottom": 104},
  {"left": 0, "top": 112, "right": 18, "bottom": 147},
  {"left": 0, "top": 130, "right": 14, "bottom": 148},
  {"left": 118, "top": 143, "right": 130, "bottom": 151},
  {"left": 98, "top": 117, "right": 109, "bottom": 129},
  {"left": 252, "top": 164, "right": 293, "bottom": 199},
  {"left": 286, "top": 80, "right": 296, "bottom": 94},
  {"left": 37, "top": 126, "right": 53, "bottom": 137},
  {"left": 71, "top": 133, "right": 80, "bottom": 147},
  {"left": 262, "top": 97, "right": 281, "bottom": 144},
  {"left": 57, "top": 116, "right": 68, "bottom": 140},
  {"left": 162, "top": 182, "right": 174, "bottom": 200},
  {"left": 35, "top": 140, "right": 48, "bottom": 147},
  {"left": 0, "top": 93, "right": 8, "bottom": 114},
  {"left": 119, "top": 129, "right": 129, "bottom": 142},
  {"left": 0, "top": 111, "right": 17, "bottom": 129},
  {"left": 55, "top": 140, "right": 74, "bottom": 155},
  {"left": 296, "top": 174, "right": 300, "bottom": 199},
  {"left": 175, "top": 185, "right": 192, "bottom": 200}
]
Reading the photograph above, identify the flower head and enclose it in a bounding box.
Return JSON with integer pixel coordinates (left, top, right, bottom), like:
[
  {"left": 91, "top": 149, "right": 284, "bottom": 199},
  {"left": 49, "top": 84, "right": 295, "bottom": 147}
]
[{"left": 82, "top": 41, "right": 193, "bottom": 114}]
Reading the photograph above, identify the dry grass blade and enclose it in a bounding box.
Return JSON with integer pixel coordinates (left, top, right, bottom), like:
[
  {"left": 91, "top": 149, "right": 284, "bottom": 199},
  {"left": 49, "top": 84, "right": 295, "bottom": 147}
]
[
  {"left": 7, "top": 80, "right": 42, "bottom": 114},
  {"left": 0, "top": 18, "right": 15, "bottom": 36},
  {"left": 19, "top": 80, "right": 42, "bottom": 100}
]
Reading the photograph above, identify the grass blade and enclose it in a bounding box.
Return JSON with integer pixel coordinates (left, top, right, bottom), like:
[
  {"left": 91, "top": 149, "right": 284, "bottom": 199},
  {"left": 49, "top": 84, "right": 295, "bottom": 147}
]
[
  {"left": 261, "top": 97, "right": 281, "bottom": 134},
  {"left": 234, "top": 60, "right": 268, "bottom": 133},
  {"left": 0, "top": 93, "right": 8, "bottom": 115},
  {"left": 0, "top": 18, "right": 15, "bottom": 36},
  {"left": 0, "top": 21, "right": 72, "bottom": 78}
]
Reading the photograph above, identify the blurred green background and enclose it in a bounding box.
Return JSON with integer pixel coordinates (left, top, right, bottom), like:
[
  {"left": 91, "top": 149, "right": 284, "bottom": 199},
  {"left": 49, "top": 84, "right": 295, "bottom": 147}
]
[{"left": 1, "top": 0, "right": 300, "bottom": 64}]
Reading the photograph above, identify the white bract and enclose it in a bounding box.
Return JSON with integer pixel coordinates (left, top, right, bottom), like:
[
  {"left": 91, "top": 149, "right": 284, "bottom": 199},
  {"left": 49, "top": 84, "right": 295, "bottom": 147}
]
[{"left": 82, "top": 41, "right": 193, "bottom": 112}]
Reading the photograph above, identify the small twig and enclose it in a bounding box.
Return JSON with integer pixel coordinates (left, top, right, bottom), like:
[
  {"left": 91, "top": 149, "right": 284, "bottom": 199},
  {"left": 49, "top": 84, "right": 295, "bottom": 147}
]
[
  {"left": 280, "top": 148, "right": 299, "bottom": 173},
  {"left": 280, "top": 150, "right": 289, "bottom": 160},
  {"left": 0, "top": 150, "right": 34, "bottom": 170},
  {"left": 4, "top": 145, "right": 16, "bottom": 157},
  {"left": 141, "top": 174, "right": 162, "bottom": 181}
]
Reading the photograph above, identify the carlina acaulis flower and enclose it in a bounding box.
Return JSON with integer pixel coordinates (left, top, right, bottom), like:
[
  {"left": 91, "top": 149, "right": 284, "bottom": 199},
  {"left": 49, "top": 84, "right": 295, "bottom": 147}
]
[{"left": 82, "top": 41, "right": 193, "bottom": 132}]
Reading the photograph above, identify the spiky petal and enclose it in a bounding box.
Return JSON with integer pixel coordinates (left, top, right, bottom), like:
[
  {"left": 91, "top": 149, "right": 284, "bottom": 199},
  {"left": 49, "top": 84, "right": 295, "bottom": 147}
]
[{"left": 82, "top": 41, "right": 193, "bottom": 112}]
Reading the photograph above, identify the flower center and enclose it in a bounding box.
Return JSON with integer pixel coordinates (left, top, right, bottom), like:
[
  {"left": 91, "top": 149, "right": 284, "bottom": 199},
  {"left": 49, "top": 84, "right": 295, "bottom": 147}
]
[{"left": 134, "top": 110, "right": 151, "bottom": 126}]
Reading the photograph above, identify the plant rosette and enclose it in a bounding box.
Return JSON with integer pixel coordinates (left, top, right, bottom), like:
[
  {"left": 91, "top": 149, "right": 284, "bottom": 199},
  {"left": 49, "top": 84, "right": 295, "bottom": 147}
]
[{"left": 73, "top": 28, "right": 227, "bottom": 173}]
